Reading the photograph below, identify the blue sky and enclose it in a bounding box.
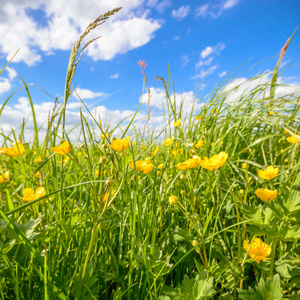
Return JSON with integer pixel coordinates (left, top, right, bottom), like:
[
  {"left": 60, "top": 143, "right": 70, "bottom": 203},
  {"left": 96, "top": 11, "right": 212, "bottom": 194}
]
[{"left": 0, "top": 0, "right": 299, "bottom": 139}]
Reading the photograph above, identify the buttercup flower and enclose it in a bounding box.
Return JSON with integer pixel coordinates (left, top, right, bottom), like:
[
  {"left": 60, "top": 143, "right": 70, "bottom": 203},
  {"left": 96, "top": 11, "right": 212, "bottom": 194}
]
[
  {"left": 129, "top": 160, "right": 154, "bottom": 174},
  {"left": 255, "top": 188, "right": 278, "bottom": 201},
  {"left": 200, "top": 152, "right": 228, "bottom": 171},
  {"left": 175, "top": 156, "right": 201, "bottom": 170},
  {"left": 164, "top": 138, "right": 173, "bottom": 146},
  {"left": 52, "top": 141, "right": 71, "bottom": 155},
  {"left": 286, "top": 135, "right": 300, "bottom": 144},
  {"left": 258, "top": 166, "right": 279, "bottom": 180},
  {"left": 195, "top": 139, "right": 204, "bottom": 148},
  {"left": 243, "top": 238, "right": 272, "bottom": 264},
  {"left": 20, "top": 187, "right": 46, "bottom": 202},
  {"left": 169, "top": 195, "right": 178, "bottom": 205},
  {"left": 109, "top": 137, "right": 130, "bottom": 152},
  {"left": 0, "top": 143, "right": 25, "bottom": 157},
  {"left": 174, "top": 119, "right": 181, "bottom": 127},
  {"left": 0, "top": 172, "right": 9, "bottom": 183}
]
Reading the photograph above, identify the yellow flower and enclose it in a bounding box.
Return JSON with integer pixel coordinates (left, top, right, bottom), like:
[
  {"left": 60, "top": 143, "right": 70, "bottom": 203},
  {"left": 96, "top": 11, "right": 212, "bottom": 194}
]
[
  {"left": 243, "top": 238, "right": 272, "bottom": 264},
  {"left": 195, "top": 115, "right": 202, "bottom": 120},
  {"left": 20, "top": 187, "right": 46, "bottom": 202},
  {"left": 129, "top": 160, "right": 154, "bottom": 174},
  {"left": 195, "top": 139, "right": 203, "bottom": 148},
  {"left": 175, "top": 157, "right": 200, "bottom": 170},
  {"left": 172, "top": 148, "right": 183, "bottom": 156},
  {"left": 158, "top": 163, "right": 164, "bottom": 169},
  {"left": 255, "top": 188, "right": 278, "bottom": 201},
  {"left": 34, "top": 156, "right": 42, "bottom": 163},
  {"left": 109, "top": 137, "right": 130, "bottom": 152},
  {"left": 258, "top": 166, "right": 279, "bottom": 180},
  {"left": 269, "top": 111, "right": 276, "bottom": 116},
  {"left": 0, "top": 143, "right": 25, "bottom": 157},
  {"left": 34, "top": 171, "right": 40, "bottom": 178},
  {"left": 242, "top": 163, "right": 249, "bottom": 169},
  {"left": 174, "top": 119, "right": 181, "bottom": 127},
  {"left": 200, "top": 152, "right": 228, "bottom": 171},
  {"left": 0, "top": 172, "right": 9, "bottom": 183},
  {"left": 286, "top": 135, "right": 300, "bottom": 144},
  {"left": 169, "top": 195, "right": 178, "bottom": 205},
  {"left": 164, "top": 138, "right": 173, "bottom": 146},
  {"left": 52, "top": 141, "right": 71, "bottom": 155}
]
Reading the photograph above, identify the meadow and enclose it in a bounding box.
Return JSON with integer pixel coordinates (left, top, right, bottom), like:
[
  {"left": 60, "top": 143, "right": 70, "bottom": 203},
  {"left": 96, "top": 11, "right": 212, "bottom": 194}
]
[{"left": 0, "top": 8, "right": 299, "bottom": 300}]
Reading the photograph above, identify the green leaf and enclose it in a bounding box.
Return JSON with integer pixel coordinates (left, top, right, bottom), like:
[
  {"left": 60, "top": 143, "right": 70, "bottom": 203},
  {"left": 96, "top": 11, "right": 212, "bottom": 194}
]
[{"left": 238, "top": 274, "right": 283, "bottom": 300}]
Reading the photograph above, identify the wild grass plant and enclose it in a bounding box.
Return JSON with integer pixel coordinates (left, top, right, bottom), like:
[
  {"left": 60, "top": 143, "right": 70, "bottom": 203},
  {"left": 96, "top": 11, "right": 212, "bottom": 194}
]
[{"left": 0, "top": 8, "right": 300, "bottom": 300}]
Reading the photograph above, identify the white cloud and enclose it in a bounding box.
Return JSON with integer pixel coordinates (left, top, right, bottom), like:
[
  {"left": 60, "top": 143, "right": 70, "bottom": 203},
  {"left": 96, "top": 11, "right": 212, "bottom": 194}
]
[
  {"left": 173, "top": 35, "right": 180, "bottom": 41},
  {"left": 140, "top": 87, "right": 203, "bottom": 116},
  {"left": 0, "top": 0, "right": 163, "bottom": 65},
  {"left": 181, "top": 55, "right": 190, "bottom": 67},
  {"left": 85, "top": 18, "right": 162, "bottom": 60},
  {"left": 200, "top": 46, "right": 213, "bottom": 59},
  {"left": 110, "top": 73, "right": 119, "bottom": 79},
  {"left": 0, "top": 67, "right": 18, "bottom": 94},
  {"left": 73, "top": 87, "right": 107, "bottom": 99},
  {"left": 196, "top": 0, "right": 240, "bottom": 18},
  {"left": 171, "top": 6, "right": 190, "bottom": 21},
  {"left": 195, "top": 43, "right": 225, "bottom": 77},
  {"left": 219, "top": 71, "right": 227, "bottom": 77},
  {"left": 194, "top": 65, "right": 219, "bottom": 79},
  {"left": 147, "top": 0, "right": 171, "bottom": 13}
]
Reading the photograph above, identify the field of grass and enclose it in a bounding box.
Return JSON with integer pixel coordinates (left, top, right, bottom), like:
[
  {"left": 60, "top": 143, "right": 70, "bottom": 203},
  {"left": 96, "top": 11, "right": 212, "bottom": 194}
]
[{"left": 0, "top": 9, "right": 300, "bottom": 300}]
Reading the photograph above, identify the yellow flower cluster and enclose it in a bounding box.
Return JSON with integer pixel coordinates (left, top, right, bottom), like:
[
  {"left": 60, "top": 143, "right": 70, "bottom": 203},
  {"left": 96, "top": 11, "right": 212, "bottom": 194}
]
[
  {"left": 243, "top": 238, "right": 271, "bottom": 264},
  {"left": 0, "top": 143, "right": 25, "bottom": 157},
  {"left": 129, "top": 159, "right": 154, "bottom": 174},
  {"left": 109, "top": 137, "right": 130, "bottom": 152}
]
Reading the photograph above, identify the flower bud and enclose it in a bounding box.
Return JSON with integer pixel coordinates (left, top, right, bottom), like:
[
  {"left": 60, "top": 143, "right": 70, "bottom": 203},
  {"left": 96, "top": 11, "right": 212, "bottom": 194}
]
[
  {"left": 169, "top": 195, "right": 178, "bottom": 205},
  {"left": 180, "top": 174, "right": 185, "bottom": 180},
  {"left": 192, "top": 240, "right": 199, "bottom": 247},
  {"left": 242, "top": 163, "right": 249, "bottom": 169},
  {"left": 100, "top": 156, "right": 107, "bottom": 163}
]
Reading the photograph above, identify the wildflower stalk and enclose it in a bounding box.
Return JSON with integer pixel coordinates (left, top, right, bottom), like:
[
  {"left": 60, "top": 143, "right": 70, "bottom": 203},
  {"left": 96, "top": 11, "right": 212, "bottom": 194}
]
[
  {"left": 76, "top": 222, "right": 99, "bottom": 300},
  {"left": 269, "top": 238, "right": 278, "bottom": 279}
]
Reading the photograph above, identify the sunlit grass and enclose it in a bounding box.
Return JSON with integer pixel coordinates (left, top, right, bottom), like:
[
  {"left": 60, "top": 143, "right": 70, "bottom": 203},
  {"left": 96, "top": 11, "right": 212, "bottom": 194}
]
[{"left": 0, "top": 9, "right": 299, "bottom": 300}]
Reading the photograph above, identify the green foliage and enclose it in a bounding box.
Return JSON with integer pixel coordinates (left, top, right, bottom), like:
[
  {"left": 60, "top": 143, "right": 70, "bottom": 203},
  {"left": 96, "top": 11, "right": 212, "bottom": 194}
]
[
  {"left": 159, "top": 273, "right": 215, "bottom": 300},
  {"left": 0, "top": 13, "right": 299, "bottom": 299},
  {"left": 238, "top": 274, "right": 283, "bottom": 300}
]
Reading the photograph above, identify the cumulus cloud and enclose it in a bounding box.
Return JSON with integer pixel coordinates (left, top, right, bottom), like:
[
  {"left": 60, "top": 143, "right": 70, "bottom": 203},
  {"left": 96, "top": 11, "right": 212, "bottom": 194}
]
[
  {"left": 140, "top": 87, "right": 203, "bottom": 116},
  {"left": 0, "top": 0, "right": 163, "bottom": 65},
  {"left": 73, "top": 87, "right": 107, "bottom": 99},
  {"left": 0, "top": 96, "right": 146, "bottom": 142},
  {"left": 171, "top": 6, "right": 190, "bottom": 21},
  {"left": 196, "top": 0, "right": 240, "bottom": 18},
  {"left": 0, "top": 67, "right": 18, "bottom": 94},
  {"left": 222, "top": 75, "right": 300, "bottom": 105}
]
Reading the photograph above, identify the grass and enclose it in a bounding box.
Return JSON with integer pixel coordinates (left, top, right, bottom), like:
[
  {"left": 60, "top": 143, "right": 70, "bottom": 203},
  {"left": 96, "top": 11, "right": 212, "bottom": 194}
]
[{"left": 0, "top": 8, "right": 299, "bottom": 300}]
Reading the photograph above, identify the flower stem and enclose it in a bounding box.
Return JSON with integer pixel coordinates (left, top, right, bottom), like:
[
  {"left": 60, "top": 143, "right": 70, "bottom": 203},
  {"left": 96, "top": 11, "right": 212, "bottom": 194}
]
[{"left": 270, "top": 238, "right": 278, "bottom": 279}]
